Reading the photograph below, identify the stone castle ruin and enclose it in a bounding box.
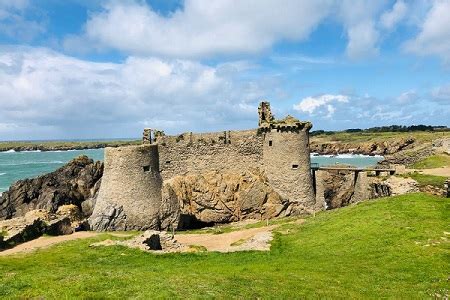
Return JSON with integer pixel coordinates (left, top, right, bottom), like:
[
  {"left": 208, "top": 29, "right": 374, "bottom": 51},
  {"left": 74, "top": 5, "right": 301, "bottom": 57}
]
[{"left": 89, "top": 101, "right": 316, "bottom": 231}]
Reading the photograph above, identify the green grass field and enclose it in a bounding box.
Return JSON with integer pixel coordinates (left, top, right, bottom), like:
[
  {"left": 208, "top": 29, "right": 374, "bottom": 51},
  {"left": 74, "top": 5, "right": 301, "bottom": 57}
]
[
  {"left": 412, "top": 154, "right": 450, "bottom": 169},
  {"left": 404, "top": 173, "right": 448, "bottom": 188},
  {"left": 0, "top": 193, "right": 448, "bottom": 298}
]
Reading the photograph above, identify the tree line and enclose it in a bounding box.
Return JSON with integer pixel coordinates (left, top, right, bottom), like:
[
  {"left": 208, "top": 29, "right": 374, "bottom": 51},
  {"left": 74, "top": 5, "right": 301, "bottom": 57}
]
[{"left": 311, "top": 125, "right": 449, "bottom": 136}]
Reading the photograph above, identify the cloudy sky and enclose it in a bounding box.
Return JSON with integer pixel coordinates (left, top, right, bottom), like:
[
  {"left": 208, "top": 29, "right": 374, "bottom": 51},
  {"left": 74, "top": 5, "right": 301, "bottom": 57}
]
[{"left": 0, "top": 0, "right": 449, "bottom": 140}]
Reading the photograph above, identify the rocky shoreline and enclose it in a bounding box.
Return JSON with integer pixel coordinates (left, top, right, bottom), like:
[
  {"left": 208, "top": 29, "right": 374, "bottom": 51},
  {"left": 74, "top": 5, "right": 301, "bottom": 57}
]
[
  {"left": 0, "top": 156, "right": 103, "bottom": 220},
  {"left": 0, "top": 141, "right": 139, "bottom": 152},
  {"left": 309, "top": 137, "right": 417, "bottom": 156}
]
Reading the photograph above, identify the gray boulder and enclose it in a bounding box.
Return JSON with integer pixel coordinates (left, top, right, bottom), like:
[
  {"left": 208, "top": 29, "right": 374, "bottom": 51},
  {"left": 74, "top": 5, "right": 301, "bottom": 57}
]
[
  {"left": 88, "top": 203, "right": 127, "bottom": 231},
  {"left": 0, "top": 210, "right": 49, "bottom": 249},
  {"left": 46, "top": 216, "right": 73, "bottom": 236}
]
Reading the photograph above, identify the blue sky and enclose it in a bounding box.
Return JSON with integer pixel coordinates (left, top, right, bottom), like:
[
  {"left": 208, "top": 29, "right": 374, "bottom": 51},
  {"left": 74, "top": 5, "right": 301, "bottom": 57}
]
[{"left": 0, "top": 0, "right": 449, "bottom": 140}]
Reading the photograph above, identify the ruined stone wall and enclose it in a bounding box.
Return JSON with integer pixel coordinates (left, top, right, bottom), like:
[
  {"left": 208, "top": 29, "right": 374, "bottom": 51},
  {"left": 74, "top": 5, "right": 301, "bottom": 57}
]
[
  {"left": 156, "top": 129, "right": 264, "bottom": 180},
  {"left": 263, "top": 129, "right": 315, "bottom": 209},
  {"left": 89, "top": 145, "right": 162, "bottom": 230}
]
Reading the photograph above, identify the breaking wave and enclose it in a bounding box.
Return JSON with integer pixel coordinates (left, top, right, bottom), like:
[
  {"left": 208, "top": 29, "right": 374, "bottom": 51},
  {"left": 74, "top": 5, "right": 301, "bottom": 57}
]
[{"left": 0, "top": 161, "right": 64, "bottom": 166}]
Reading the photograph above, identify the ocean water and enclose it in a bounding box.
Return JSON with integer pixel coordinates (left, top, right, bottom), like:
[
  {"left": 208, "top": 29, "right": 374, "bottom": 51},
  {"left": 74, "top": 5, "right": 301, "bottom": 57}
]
[
  {"left": 0, "top": 149, "right": 383, "bottom": 193},
  {"left": 310, "top": 153, "right": 384, "bottom": 169},
  {"left": 0, "top": 149, "right": 104, "bottom": 193}
]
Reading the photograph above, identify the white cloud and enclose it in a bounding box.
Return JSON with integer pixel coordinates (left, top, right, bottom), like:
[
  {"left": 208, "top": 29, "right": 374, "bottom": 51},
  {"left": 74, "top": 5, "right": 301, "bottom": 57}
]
[
  {"left": 431, "top": 84, "right": 450, "bottom": 104},
  {"left": 65, "top": 0, "right": 334, "bottom": 58},
  {"left": 0, "top": 0, "right": 29, "bottom": 12},
  {"left": 345, "top": 20, "right": 380, "bottom": 59},
  {"left": 338, "top": 0, "right": 386, "bottom": 60},
  {"left": 0, "top": 47, "right": 270, "bottom": 140},
  {"left": 271, "top": 54, "right": 335, "bottom": 65},
  {"left": 64, "top": 0, "right": 425, "bottom": 61},
  {"left": 404, "top": 0, "right": 450, "bottom": 64},
  {"left": 0, "top": 0, "right": 45, "bottom": 41},
  {"left": 397, "top": 90, "right": 418, "bottom": 103},
  {"left": 380, "top": 0, "right": 407, "bottom": 30},
  {"left": 293, "top": 94, "right": 349, "bottom": 117}
]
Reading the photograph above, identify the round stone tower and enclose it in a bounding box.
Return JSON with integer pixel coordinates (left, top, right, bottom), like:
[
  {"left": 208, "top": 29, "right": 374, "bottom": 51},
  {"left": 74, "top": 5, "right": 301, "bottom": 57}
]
[
  {"left": 89, "top": 145, "right": 162, "bottom": 231},
  {"left": 260, "top": 109, "right": 315, "bottom": 211}
]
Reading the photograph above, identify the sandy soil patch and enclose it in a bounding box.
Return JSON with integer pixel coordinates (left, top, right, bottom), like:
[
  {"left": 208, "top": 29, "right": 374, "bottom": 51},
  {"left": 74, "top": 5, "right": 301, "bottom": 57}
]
[
  {"left": 419, "top": 167, "right": 450, "bottom": 177},
  {"left": 0, "top": 232, "right": 134, "bottom": 256},
  {"left": 1, "top": 219, "right": 303, "bottom": 255},
  {"left": 0, "top": 232, "right": 98, "bottom": 256},
  {"left": 175, "top": 225, "right": 277, "bottom": 252}
]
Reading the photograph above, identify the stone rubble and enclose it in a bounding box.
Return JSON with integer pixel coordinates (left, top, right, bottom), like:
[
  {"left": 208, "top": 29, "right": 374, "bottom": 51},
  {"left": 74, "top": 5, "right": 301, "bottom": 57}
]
[{"left": 90, "top": 230, "right": 188, "bottom": 253}]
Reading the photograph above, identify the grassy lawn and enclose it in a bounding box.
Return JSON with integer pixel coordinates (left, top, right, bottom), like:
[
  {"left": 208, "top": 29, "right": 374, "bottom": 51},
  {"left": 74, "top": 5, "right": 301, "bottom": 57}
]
[
  {"left": 0, "top": 193, "right": 448, "bottom": 298},
  {"left": 403, "top": 173, "right": 448, "bottom": 188},
  {"left": 412, "top": 154, "right": 450, "bottom": 169}
]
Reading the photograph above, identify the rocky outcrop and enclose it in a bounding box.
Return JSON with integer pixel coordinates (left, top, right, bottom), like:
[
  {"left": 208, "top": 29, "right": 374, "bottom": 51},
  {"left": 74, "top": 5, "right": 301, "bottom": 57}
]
[
  {"left": 0, "top": 156, "right": 103, "bottom": 220},
  {"left": 159, "top": 170, "right": 295, "bottom": 230},
  {"left": 0, "top": 141, "right": 139, "bottom": 152},
  {"left": 383, "top": 176, "right": 419, "bottom": 195},
  {"left": 0, "top": 211, "right": 47, "bottom": 249},
  {"left": 381, "top": 143, "right": 435, "bottom": 166},
  {"left": 310, "top": 138, "right": 416, "bottom": 156},
  {"left": 89, "top": 168, "right": 298, "bottom": 231},
  {"left": 88, "top": 203, "right": 127, "bottom": 231},
  {"left": 310, "top": 137, "right": 437, "bottom": 166},
  {"left": 315, "top": 170, "right": 419, "bottom": 210},
  {"left": 0, "top": 208, "right": 82, "bottom": 249}
]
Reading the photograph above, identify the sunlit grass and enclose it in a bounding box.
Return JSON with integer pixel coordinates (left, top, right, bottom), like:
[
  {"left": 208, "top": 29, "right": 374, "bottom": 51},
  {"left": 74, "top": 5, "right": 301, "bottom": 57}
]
[
  {"left": 412, "top": 154, "right": 450, "bottom": 169},
  {"left": 0, "top": 193, "right": 448, "bottom": 298}
]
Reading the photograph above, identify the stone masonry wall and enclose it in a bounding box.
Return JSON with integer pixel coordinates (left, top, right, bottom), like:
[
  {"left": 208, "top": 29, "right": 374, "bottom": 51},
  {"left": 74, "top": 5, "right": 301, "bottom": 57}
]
[
  {"left": 156, "top": 129, "right": 264, "bottom": 180},
  {"left": 89, "top": 145, "right": 162, "bottom": 230},
  {"left": 263, "top": 129, "right": 315, "bottom": 208}
]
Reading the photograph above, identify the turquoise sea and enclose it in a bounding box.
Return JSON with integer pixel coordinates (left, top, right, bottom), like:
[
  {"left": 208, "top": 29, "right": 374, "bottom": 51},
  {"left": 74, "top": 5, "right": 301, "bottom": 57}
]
[
  {"left": 0, "top": 149, "right": 383, "bottom": 193},
  {"left": 0, "top": 149, "right": 103, "bottom": 193}
]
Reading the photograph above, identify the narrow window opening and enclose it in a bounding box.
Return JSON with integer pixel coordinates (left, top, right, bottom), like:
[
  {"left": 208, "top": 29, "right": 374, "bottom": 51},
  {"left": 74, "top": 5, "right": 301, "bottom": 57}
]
[
  {"left": 143, "top": 165, "right": 151, "bottom": 172},
  {"left": 166, "top": 161, "right": 171, "bottom": 164},
  {"left": 292, "top": 164, "right": 299, "bottom": 170},
  {"left": 268, "top": 140, "right": 273, "bottom": 146}
]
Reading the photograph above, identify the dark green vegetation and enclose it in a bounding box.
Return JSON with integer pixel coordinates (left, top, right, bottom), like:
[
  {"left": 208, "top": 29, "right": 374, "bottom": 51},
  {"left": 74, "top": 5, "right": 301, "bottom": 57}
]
[
  {"left": 0, "top": 140, "right": 140, "bottom": 152},
  {"left": 412, "top": 154, "right": 450, "bottom": 169},
  {"left": 311, "top": 130, "right": 450, "bottom": 143},
  {"left": 0, "top": 193, "right": 448, "bottom": 298},
  {"left": 311, "top": 125, "right": 449, "bottom": 136}
]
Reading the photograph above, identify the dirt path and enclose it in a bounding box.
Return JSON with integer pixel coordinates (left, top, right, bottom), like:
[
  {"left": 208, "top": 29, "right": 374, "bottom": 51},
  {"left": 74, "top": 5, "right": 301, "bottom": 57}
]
[
  {"left": 175, "top": 226, "right": 277, "bottom": 252},
  {"left": 420, "top": 167, "right": 450, "bottom": 177},
  {"left": 0, "top": 219, "right": 304, "bottom": 256},
  {"left": 0, "top": 232, "right": 134, "bottom": 256},
  {"left": 0, "top": 232, "right": 99, "bottom": 256}
]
